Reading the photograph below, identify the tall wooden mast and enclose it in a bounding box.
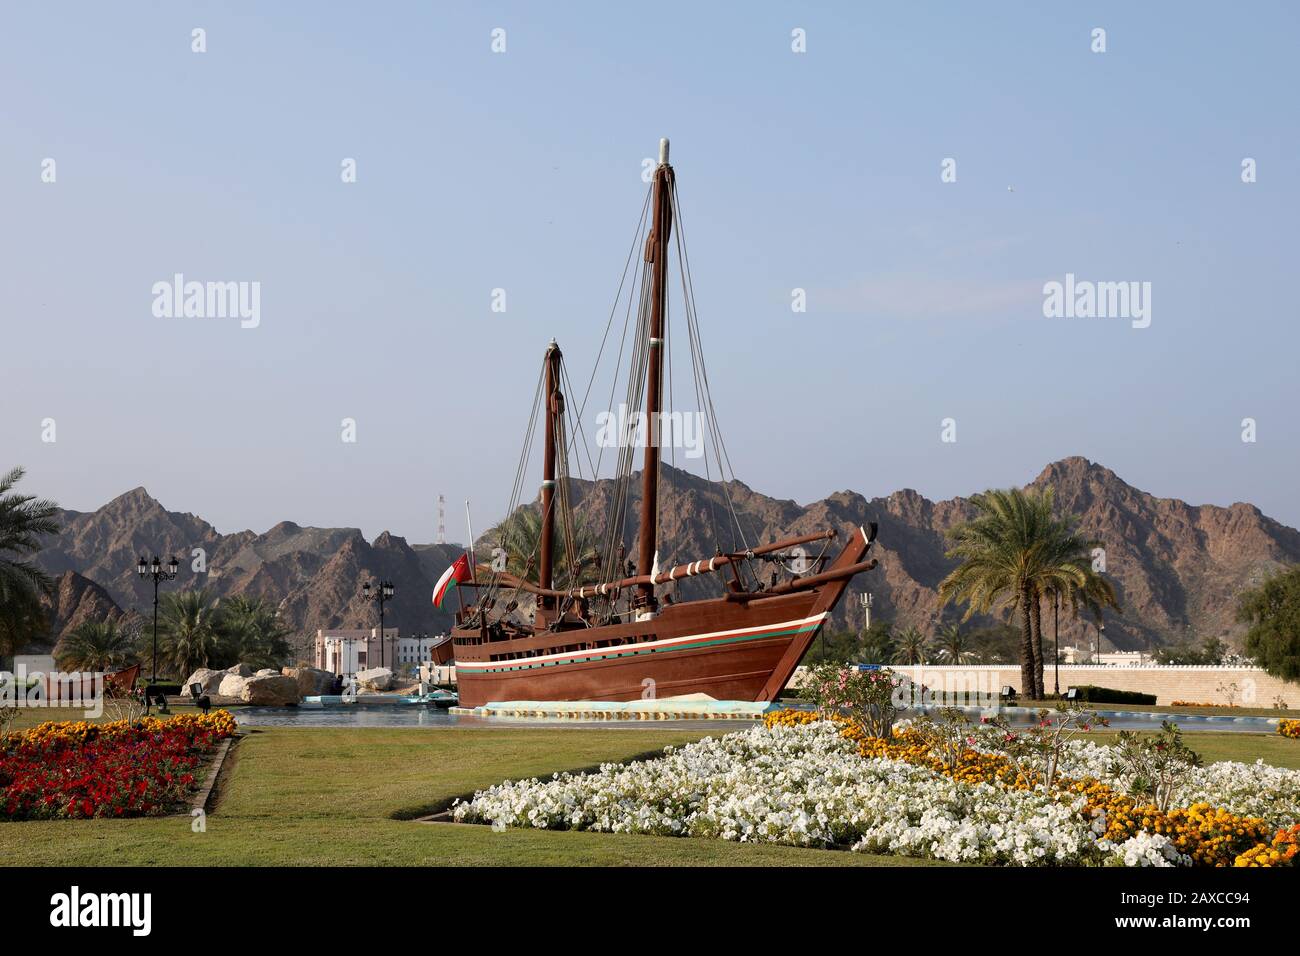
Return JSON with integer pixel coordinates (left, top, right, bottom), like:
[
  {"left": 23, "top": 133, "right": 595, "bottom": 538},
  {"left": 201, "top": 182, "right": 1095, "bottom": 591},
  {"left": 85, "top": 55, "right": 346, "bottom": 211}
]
[
  {"left": 636, "top": 138, "right": 674, "bottom": 610},
  {"left": 538, "top": 339, "right": 562, "bottom": 620}
]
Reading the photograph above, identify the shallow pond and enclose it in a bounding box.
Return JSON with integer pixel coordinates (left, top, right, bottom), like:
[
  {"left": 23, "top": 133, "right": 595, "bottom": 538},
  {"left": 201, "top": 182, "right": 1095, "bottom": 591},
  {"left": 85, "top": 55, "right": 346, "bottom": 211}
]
[{"left": 232, "top": 703, "right": 1280, "bottom": 733}]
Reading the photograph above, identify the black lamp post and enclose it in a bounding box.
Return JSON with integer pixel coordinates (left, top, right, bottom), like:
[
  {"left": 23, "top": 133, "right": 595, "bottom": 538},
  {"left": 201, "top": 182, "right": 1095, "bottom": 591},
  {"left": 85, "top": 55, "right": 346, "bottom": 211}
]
[
  {"left": 362, "top": 580, "right": 395, "bottom": 669},
  {"left": 137, "top": 555, "right": 179, "bottom": 714}
]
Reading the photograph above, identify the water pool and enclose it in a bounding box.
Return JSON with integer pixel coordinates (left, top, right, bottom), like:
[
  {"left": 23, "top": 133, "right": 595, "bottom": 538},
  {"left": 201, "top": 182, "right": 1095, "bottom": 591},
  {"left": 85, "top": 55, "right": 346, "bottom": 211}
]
[{"left": 232, "top": 703, "right": 1280, "bottom": 733}]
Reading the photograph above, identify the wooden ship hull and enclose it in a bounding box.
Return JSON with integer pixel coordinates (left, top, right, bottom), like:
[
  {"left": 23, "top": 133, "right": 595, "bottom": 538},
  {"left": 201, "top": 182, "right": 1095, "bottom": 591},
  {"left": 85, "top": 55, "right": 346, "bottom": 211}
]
[
  {"left": 454, "top": 605, "right": 822, "bottom": 706},
  {"left": 445, "top": 139, "right": 878, "bottom": 708},
  {"left": 451, "top": 526, "right": 876, "bottom": 707}
]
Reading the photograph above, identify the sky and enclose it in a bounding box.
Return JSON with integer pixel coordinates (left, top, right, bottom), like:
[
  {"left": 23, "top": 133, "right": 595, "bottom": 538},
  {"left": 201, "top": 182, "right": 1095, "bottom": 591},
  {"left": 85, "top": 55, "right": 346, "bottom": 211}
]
[{"left": 3, "top": 1, "right": 1298, "bottom": 541}]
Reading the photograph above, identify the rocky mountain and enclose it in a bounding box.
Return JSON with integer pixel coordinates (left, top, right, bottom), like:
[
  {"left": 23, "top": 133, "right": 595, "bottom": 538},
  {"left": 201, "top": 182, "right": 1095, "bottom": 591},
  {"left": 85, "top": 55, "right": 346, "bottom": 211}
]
[
  {"left": 31, "top": 458, "right": 1300, "bottom": 657},
  {"left": 29, "top": 571, "right": 139, "bottom": 652},
  {"left": 35, "top": 491, "right": 465, "bottom": 659},
  {"left": 505, "top": 457, "right": 1300, "bottom": 652}
]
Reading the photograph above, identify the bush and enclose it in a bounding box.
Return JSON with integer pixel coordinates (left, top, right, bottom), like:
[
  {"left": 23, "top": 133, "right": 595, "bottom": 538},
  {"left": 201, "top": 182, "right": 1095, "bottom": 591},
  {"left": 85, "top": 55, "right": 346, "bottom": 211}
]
[
  {"left": 1110, "top": 721, "right": 1203, "bottom": 812},
  {"left": 801, "top": 663, "right": 901, "bottom": 738},
  {"left": 1067, "top": 685, "right": 1156, "bottom": 705}
]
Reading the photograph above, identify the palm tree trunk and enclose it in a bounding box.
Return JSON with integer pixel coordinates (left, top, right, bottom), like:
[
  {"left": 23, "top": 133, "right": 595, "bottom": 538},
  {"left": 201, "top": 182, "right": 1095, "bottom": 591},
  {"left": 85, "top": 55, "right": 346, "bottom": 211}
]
[
  {"left": 1018, "top": 583, "right": 1035, "bottom": 700},
  {"left": 1030, "top": 590, "right": 1045, "bottom": 698}
]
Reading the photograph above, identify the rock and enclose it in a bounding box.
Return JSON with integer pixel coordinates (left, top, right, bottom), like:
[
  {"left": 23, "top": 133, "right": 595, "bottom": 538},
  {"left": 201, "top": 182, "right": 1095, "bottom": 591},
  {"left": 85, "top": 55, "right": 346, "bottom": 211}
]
[
  {"left": 355, "top": 667, "right": 394, "bottom": 692},
  {"left": 182, "top": 668, "right": 225, "bottom": 695},
  {"left": 240, "top": 674, "right": 301, "bottom": 706},
  {"left": 217, "top": 674, "right": 248, "bottom": 698},
  {"left": 254, "top": 668, "right": 280, "bottom": 677},
  {"left": 224, "top": 663, "right": 254, "bottom": 678},
  {"left": 282, "top": 666, "right": 335, "bottom": 696}
]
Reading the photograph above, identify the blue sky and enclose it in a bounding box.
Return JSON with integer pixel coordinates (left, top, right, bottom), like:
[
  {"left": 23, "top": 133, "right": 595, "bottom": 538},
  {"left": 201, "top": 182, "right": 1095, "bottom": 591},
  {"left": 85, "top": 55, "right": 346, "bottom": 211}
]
[{"left": 3, "top": 1, "right": 1297, "bottom": 540}]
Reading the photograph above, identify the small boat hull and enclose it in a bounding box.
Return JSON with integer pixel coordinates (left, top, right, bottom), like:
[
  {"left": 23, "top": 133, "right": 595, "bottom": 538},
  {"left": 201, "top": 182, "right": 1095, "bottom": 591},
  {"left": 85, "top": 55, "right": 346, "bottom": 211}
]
[{"left": 428, "top": 634, "right": 455, "bottom": 666}]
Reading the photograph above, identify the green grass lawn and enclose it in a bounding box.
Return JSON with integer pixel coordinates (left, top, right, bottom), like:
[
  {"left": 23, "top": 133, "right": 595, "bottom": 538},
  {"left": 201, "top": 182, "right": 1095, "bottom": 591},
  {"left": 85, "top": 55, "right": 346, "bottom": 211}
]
[
  {"left": 1084, "top": 731, "right": 1300, "bottom": 769},
  {"left": 2, "top": 707, "right": 1295, "bottom": 866}
]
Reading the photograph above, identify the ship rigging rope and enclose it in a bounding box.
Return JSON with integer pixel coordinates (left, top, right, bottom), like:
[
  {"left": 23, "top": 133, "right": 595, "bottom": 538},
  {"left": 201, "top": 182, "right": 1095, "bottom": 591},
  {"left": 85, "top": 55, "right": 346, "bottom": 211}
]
[
  {"left": 477, "top": 173, "right": 778, "bottom": 623},
  {"left": 669, "top": 179, "right": 761, "bottom": 588},
  {"left": 570, "top": 183, "right": 653, "bottom": 455},
  {"left": 476, "top": 361, "right": 546, "bottom": 617},
  {"left": 600, "top": 264, "right": 654, "bottom": 588},
  {"left": 476, "top": 187, "right": 652, "bottom": 626}
]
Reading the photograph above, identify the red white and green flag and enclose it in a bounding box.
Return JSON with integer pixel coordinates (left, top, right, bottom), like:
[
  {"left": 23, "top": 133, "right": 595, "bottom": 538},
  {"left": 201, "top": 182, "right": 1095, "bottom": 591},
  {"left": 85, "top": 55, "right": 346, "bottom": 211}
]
[{"left": 433, "top": 554, "right": 471, "bottom": 608}]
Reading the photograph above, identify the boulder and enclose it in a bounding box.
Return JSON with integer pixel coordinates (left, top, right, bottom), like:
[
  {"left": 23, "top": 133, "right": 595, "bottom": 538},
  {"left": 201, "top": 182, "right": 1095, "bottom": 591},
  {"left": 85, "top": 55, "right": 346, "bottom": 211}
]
[
  {"left": 224, "top": 663, "right": 255, "bottom": 678},
  {"left": 356, "top": 667, "right": 394, "bottom": 692},
  {"left": 239, "top": 674, "right": 301, "bottom": 706},
  {"left": 282, "top": 666, "right": 335, "bottom": 696},
  {"left": 254, "top": 668, "right": 280, "bottom": 677},
  {"left": 182, "top": 668, "right": 225, "bottom": 695},
  {"left": 217, "top": 674, "right": 249, "bottom": 698}
]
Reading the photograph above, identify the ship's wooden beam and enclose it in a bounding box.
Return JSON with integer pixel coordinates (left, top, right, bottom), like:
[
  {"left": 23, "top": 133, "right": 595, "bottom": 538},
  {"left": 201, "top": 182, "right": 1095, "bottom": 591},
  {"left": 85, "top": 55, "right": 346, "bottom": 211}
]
[
  {"left": 722, "top": 559, "right": 878, "bottom": 602},
  {"left": 459, "top": 528, "right": 840, "bottom": 599}
]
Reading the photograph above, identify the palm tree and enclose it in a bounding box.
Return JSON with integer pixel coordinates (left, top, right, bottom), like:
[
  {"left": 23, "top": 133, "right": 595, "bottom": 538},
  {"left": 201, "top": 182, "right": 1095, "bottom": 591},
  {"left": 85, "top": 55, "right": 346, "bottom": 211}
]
[
  {"left": 156, "top": 589, "right": 225, "bottom": 678},
  {"left": 492, "top": 506, "right": 599, "bottom": 588},
  {"left": 0, "top": 466, "right": 60, "bottom": 660},
  {"left": 221, "top": 595, "right": 292, "bottom": 670},
  {"left": 859, "top": 624, "right": 896, "bottom": 665},
  {"left": 891, "top": 626, "right": 929, "bottom": 665},
  {"left": 938, "top": 487, "right": 1063, "bottom": 699},
  {"left": 1028, "top": 502, "right": 1120, "bottom": 696},
  {"left": 934, "top": 622, "right": 976, "bottom": 664},
  {"left": 56, "top": 619, "right": 137, "bottom": 672}
]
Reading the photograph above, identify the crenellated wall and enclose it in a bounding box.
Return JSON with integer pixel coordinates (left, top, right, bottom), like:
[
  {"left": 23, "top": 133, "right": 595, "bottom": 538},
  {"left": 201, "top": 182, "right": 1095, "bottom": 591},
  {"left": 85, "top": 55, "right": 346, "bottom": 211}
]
[{"left": 796, "top": 664, "right": 1300, "bottom": 709}]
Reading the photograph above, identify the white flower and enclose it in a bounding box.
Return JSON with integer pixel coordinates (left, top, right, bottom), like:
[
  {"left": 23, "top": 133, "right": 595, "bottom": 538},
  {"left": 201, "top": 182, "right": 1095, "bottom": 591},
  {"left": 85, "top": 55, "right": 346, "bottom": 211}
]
[{"left": 450, "top": 721, "right": 1295, "bottom": 867}]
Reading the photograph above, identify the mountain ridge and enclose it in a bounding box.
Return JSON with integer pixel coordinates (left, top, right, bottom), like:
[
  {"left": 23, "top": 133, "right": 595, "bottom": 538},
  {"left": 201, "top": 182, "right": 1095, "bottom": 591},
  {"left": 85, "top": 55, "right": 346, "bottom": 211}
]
[{"left": 31, "top": 457, "right": 1300, "bottom": 656}]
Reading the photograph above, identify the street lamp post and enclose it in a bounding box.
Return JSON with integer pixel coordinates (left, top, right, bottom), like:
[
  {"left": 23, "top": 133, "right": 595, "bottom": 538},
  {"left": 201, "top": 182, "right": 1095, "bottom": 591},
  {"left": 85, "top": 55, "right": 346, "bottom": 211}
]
[
  {"left": 362, "top": 580, "right": 395, "bottom": 669},
  {"left": 136, "top": 555, "right": 179, "bottom": 715},
  {"left": 1095, "top": 620, "right": 1106, "bottom": 665}
]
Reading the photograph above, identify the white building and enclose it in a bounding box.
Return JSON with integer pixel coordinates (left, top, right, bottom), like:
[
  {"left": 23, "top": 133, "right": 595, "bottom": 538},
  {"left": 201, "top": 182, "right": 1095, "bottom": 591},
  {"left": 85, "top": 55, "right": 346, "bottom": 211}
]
[
  {"left": 1060, "top": 645, "right": 1152, "bottom": 666},
  {"left": 315, "top": 628, "right": 449, "bottom": 676}
]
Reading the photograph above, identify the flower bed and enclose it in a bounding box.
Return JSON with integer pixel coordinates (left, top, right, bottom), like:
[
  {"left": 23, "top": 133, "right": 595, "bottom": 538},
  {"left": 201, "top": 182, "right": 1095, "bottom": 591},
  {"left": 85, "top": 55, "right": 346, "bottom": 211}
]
[
  {"left": 452, "top": 711, "right": 1300, "bottom": 867},
  {"left": 1279, "top": 719, "right": 1300, "bottom": 739},
  {"left": 0, "top": 711, "right": 237, "bottom": 820},
  {"left": 1172, "top": 700, "right": 1238, "bottom": 708}
]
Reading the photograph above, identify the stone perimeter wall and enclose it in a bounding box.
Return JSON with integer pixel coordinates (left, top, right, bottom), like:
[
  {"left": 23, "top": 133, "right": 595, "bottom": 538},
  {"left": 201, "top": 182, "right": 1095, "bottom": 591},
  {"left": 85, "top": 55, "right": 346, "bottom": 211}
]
[
  {"left": 427, "top": 662, "right": 1297, "bottom": 709},
  {"left": 791, "top": 665, "right": 1300, "bottom": 708}
]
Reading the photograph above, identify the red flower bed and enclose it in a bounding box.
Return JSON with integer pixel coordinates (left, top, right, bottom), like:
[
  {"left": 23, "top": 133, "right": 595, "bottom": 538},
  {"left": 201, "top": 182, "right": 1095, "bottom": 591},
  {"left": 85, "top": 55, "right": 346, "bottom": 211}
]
[{"left": 0, "top": 713, "right": 237, "bottom": 821}]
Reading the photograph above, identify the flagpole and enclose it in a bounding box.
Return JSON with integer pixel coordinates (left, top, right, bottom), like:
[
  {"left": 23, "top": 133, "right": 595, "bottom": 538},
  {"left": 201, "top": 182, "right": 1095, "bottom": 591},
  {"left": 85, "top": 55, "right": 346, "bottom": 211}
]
[
  {"left": 464, "top": 499, "right": 475, "bottom": 571},
  {"left": 459, "top": 499, "right": 475, "bottom": 619}
]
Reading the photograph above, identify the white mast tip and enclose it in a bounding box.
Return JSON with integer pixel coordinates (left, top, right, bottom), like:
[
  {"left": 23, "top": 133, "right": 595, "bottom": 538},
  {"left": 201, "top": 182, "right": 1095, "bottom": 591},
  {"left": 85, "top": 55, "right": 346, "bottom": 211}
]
[{"left": 659, "top": 138, "right": 670, "bottom": 165}]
